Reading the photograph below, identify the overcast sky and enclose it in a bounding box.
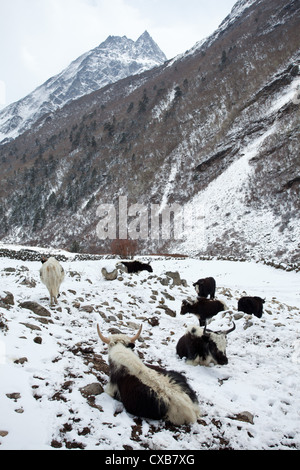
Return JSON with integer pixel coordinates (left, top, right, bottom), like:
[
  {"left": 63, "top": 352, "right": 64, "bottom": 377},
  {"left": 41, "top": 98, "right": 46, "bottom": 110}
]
[{"left": 0, "top": 0, "right": 237, "bottom": 108}]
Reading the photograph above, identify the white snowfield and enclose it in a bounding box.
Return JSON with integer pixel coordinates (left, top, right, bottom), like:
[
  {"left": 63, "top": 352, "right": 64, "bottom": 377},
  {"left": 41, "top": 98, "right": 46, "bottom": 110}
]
[{"left": 0, "top": 252, "right": 299, "bottom": 450}]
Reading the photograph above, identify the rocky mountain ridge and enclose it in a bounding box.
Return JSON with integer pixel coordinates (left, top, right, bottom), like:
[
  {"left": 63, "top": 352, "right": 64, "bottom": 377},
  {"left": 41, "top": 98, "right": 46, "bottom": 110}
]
[
  {"left": 0, "top": 0, "right": 299, "bottom": 267},
  {"left": 0, "top": 31, "right": 166, "bottom": 143}
]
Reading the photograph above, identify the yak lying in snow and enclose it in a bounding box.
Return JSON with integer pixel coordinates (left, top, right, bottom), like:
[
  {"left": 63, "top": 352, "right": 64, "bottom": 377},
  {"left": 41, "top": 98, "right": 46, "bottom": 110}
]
[
  {"left": 193, "top": 277, "right": 216, "bottom": 299},
  {"left": 238, "top": 296, "right": 265, "bottom": 318},
  {"left": 176, "top": 323, "right": 236, "bottom": 366},
  {"left": 97, "top": 325, "right": 200, "bottom": 425},
  {"left": 121, "top": 261, "right": 153, "bottom": 274}
]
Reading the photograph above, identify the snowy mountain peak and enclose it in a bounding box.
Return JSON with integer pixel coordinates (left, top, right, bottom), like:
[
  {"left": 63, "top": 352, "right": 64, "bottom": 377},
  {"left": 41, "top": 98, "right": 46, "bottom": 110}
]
[
  {"left": 96, "top": 31, "right": 167, "bottom": 64},
  {"left": 135, "top": 31, "right": 167, "bottom": 62},
  {"left": 138, "top": 30, "right": 151, "bottom": 40},
  {"left": 0, "top": 32, "right": 166, "bottom": 143}
]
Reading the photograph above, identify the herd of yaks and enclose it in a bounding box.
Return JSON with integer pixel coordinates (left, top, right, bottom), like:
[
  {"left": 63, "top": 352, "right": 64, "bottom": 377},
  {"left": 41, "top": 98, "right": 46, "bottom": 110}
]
[{"left": 39, "top": 257, "right": 266, "bottom": 426}]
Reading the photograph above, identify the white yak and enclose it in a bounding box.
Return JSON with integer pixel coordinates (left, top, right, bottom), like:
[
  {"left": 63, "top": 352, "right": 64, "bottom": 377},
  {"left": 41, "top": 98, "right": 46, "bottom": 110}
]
[{"left": 40, "top": 257, "right": 65, "bottom": 306}]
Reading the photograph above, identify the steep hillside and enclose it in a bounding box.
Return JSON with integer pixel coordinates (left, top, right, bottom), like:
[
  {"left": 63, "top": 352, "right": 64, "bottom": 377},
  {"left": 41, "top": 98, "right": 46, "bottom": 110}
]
[
  {"left": 0, "top": 31, "right": 166, "bottom": 143},
  {"left": 0, "top": 0, "right": 299, "bottom": 267}
]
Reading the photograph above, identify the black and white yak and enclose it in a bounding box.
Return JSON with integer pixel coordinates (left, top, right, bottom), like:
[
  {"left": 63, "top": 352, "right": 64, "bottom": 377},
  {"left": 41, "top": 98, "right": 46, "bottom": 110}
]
[
  {"left": 180, "top": 298, "right": 227, "bottom": 326},
  {"left": 97, "top": 324, "right": 200, "bottom": 425},
  {"left": 176, "top": 323, "right": 236, "bottom": 366},
  {"left": 193, "top": 277, "right": 216, "bottom": 299},
  {"left": 238, "top": 296, "right": 265, "bottom": 318}
]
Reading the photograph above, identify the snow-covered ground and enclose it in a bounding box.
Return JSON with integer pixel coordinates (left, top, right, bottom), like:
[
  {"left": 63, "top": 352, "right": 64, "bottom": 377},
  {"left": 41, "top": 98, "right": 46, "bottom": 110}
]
[{"left": 0, "top": 253, "right": 299, "bottom": 450}]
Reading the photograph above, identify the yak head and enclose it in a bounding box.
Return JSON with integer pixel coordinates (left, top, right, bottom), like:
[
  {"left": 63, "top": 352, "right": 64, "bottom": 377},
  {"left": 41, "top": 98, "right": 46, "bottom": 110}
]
[
  {"left": 180, "top": 299, "right": 194, "bottom": 315},
  {"left": 187, "top": 322, "right": 235, "bottom": 366},
  {"left": 97, "top": 324, "right": 142, "bottom": 350}
]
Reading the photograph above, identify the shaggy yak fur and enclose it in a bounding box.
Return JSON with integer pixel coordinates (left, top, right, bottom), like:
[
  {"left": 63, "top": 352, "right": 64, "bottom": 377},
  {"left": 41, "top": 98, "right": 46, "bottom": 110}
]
[
  {"left": 97, "top": 325, "right": 200, "bottom": 425},
  {"left": 40, "top": 257, "right": 65, "bottom": 306}
]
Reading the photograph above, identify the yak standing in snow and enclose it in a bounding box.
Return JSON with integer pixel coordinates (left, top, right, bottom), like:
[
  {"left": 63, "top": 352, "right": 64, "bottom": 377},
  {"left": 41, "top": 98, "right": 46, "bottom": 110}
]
[
  {"left": 238, "top": 296, "right": 265, "bottom": 318},
  {"left": 180, "top": 298, "right": 227, "bottom": 327},
  {"left": 40, "top": 257, "right": 65, "bottom": 306},
  {"left": 193, "top": 277, "right": 216, "bottom": 299}
]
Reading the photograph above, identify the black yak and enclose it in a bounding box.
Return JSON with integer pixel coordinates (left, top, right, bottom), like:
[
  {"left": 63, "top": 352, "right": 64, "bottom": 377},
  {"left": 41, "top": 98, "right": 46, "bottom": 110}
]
[
  {"left": 193, "top": 277, "right": 216, "bottom": 299},
  {"left": 238, "top": 296, "right": 265, "bottom": 318},
  {"left": 121, "top": 261, "right": 153, "bottom": 274},
  {"left": 180, "top": 298, "right": 227, "bottom": 326}
]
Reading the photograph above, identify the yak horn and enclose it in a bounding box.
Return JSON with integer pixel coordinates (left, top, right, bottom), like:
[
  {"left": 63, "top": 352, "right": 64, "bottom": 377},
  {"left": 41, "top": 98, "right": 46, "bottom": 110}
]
[
  {"left": 224, "top": 322, "right": 236, "bottom": 335},
  {"left": 204, "top": 322, "right": 236, "bottom": 336},
  {"left": 203, "top": 324, "right": 209, "bottom": 336},
  {"left": 130, "top": 324, "right": 143, "bottom": 343},
  {"left": 97, "top": 324, "right": 110, "bottom": 344}
]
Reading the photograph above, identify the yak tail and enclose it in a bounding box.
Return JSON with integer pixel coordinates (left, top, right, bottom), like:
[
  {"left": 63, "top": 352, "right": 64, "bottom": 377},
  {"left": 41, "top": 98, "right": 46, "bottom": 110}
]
[
  {"left": 166, "top": 391, "right": 201, "bottom": 425},
  {"left": 164, "top": 370, "right": 201, "bottom": 425},
  {"left": 47, "top": 265, "right": 61, "bottom": 299}
]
